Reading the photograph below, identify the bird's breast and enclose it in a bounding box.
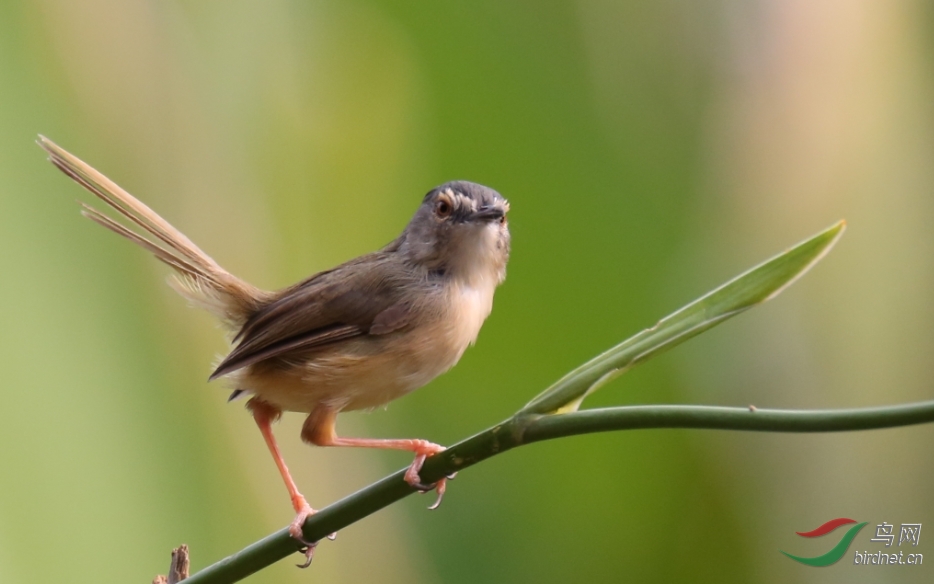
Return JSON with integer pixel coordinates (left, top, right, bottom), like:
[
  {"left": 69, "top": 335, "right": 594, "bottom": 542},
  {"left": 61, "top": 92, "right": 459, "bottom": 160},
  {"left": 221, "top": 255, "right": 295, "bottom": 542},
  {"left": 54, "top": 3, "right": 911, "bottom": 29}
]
[
  {"left": 446, "top": 279, "right": 496, "bottom": 347},
  {"left": 393, "top": 278, "right": 495, "bottom": 386}
]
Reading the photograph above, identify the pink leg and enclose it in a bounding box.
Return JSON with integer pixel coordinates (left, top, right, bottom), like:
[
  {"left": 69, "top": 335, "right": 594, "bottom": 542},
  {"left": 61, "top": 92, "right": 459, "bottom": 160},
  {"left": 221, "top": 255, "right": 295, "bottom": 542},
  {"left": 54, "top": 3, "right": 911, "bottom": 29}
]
[
  {"left": 302, "top": 408, "right": 450, "bottom": 509},
  {"left": 249, "top": 399, "right": 320, "bottom": 568}
]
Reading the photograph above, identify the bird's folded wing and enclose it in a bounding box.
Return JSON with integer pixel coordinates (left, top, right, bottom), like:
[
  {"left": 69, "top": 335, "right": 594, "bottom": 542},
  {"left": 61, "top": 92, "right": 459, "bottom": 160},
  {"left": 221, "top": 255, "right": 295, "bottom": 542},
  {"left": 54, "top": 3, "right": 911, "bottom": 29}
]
[{"left": 210, "top": 253, "right": 413, "bottom": 379}]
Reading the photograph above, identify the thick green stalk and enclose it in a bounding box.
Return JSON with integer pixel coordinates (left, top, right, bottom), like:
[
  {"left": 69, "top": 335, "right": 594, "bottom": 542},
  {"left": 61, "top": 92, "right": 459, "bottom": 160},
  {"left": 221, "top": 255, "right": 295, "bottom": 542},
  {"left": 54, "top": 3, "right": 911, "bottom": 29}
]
[
  {"left": 522, "top": 401, "right": 934, "bottom": 440},
  {"left": 180, "top": 399, "right": 934, "bottom": 584}
]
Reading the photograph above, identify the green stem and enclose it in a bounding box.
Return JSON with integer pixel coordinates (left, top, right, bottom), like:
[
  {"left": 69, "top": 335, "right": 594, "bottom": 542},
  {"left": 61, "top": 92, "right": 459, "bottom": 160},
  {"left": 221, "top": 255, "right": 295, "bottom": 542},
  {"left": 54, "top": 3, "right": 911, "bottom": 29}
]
[
  {"left": 523, "top": 400, "right": 934, "bottom": 441},
  {"left": 181, "top": 399, "right": 934, "bottom": 584}
]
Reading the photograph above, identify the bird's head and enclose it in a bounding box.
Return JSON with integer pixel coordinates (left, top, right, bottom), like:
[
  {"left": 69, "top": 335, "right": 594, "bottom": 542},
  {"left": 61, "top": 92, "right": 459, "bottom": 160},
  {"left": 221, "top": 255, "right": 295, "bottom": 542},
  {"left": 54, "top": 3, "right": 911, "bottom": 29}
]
[{"left": 400, "top": 181, "right": 511, "bottom": 285}]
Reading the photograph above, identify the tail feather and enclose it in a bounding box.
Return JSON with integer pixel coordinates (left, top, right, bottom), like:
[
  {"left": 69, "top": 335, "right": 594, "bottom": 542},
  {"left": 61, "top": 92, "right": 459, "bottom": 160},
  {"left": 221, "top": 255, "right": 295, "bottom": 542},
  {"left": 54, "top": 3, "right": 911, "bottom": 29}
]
[
  {"left": 79, "top": 203, "right": 207, "bottom": 279},
  {"left": 39, "top": 135, "right": 268, "bottom": 329}
]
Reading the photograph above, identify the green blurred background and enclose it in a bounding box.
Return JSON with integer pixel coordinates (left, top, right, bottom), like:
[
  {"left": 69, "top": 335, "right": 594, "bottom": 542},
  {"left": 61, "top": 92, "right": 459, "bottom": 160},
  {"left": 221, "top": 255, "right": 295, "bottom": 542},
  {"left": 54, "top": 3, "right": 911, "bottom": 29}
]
[{"left": 2, "top": 1, "right": 933, "bottom": 582}]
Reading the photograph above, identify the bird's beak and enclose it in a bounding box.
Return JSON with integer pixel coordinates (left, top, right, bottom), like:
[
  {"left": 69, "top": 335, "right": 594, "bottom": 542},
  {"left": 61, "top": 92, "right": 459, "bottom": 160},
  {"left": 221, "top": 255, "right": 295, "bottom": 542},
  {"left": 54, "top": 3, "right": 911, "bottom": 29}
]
[{"left": 471, "top": 206, "right": 505, "bottom": 222}]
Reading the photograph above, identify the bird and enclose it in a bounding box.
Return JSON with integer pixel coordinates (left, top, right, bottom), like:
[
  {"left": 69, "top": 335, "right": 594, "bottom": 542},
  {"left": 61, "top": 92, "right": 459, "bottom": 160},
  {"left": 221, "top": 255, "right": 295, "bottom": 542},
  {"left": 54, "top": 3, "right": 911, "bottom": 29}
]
[{"left": 39, "top": 136, "right": 510, "bottom": 566}]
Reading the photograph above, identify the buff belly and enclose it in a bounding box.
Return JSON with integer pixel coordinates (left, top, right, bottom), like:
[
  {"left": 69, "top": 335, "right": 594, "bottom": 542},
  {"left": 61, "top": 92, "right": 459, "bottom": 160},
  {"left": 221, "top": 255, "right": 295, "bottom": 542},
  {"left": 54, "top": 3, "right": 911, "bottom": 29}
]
[
  {"left": 234, "top": 279, "right": 494, "bottom": 413},
  {"left": 238, "top": 335, "right": 456, "bottom": 413}
]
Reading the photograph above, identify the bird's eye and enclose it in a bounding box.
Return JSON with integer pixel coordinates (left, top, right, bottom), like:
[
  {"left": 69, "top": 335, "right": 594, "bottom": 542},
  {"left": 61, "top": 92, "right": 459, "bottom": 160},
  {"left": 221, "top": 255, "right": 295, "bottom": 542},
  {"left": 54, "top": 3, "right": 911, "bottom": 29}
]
[
  {"left": 436, "top": 199, "right": 453, "bottom": 218},
  {"left": 499, "top": 215, "right": 507, "bottom": 225}
]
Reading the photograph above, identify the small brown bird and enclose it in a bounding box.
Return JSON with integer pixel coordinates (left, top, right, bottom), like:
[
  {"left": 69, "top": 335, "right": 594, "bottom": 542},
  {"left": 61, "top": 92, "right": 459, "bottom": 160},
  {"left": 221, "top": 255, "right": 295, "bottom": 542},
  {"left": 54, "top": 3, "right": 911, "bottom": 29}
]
[{"left": 39, "top": 136, "right": 510, "bottom": 565}]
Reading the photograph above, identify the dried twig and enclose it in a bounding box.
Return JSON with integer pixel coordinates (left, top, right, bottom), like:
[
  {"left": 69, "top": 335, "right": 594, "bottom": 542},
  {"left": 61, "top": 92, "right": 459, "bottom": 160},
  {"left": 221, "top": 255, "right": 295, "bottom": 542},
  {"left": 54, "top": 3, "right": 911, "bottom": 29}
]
[{"left": 153, "top": 545, "right": 189, "bottom": 584}]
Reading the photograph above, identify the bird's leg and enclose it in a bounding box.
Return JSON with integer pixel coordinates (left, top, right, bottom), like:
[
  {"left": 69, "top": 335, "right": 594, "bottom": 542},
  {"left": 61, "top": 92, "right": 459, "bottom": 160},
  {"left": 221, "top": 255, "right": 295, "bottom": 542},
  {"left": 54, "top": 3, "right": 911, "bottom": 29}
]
[
  {"left": 248, "top": 399, "right": 321, "bottom": 568},
  {"left": 302, "top": 408, "right": 449, "bottom": 509}
]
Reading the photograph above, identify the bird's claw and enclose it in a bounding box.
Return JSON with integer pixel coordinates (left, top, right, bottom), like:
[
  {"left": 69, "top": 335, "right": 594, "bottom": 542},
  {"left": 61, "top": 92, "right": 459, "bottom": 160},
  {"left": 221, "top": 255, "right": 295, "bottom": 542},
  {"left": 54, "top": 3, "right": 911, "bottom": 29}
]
[
  {"left": 296, "top": 543, "right": 316, "bottom": 569},
  {"left": 427, "top": 477, "right": 447, "bottom": 510},
  {"left": 411, "top": 476, "right": 448, "bottom": 509},
  {"left": 288, "top": 502, "right": 336, "bottom": 568},
  {"left": 403, "top": 448, "right": 450, "bottom": 509},
  {"left": 291, "top": 530, "right": 336, "bottom": 567}
]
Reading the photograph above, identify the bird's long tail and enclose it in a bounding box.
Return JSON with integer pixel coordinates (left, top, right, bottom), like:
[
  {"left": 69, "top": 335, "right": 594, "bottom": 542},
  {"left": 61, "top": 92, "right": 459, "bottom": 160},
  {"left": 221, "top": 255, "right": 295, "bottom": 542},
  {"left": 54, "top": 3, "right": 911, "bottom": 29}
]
[{"left": 39, "top": 135, "right": 268, "bottom": 329}]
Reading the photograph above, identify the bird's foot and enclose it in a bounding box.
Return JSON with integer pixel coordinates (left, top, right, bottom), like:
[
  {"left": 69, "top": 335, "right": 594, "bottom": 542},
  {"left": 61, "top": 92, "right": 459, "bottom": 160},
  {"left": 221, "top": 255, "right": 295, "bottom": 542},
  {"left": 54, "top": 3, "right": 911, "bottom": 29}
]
[
  {"left": 289, "top": 502, "right": 318, "bottom": 568},
  {"left": 288, "top": 500, "right": 337, "bottom": 568},
  {"left": 403, "top": 440, "right": 449, "bottom": 510}
]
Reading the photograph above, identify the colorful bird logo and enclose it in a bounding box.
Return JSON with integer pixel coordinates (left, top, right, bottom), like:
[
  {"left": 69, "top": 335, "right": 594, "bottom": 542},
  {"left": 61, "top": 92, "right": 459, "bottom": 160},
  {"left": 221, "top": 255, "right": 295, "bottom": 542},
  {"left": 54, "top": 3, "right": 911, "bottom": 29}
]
[{"left": 781, "top": 518, "right": 868, "bottom": 567}]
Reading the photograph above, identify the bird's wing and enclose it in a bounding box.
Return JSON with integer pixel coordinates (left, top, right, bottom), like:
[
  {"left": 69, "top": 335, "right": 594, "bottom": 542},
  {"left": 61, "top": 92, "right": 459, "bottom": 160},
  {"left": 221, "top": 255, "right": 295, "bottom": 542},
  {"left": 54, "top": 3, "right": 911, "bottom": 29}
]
[{"left": 210, "top": 253, "right": 414, "bottom": 379}]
